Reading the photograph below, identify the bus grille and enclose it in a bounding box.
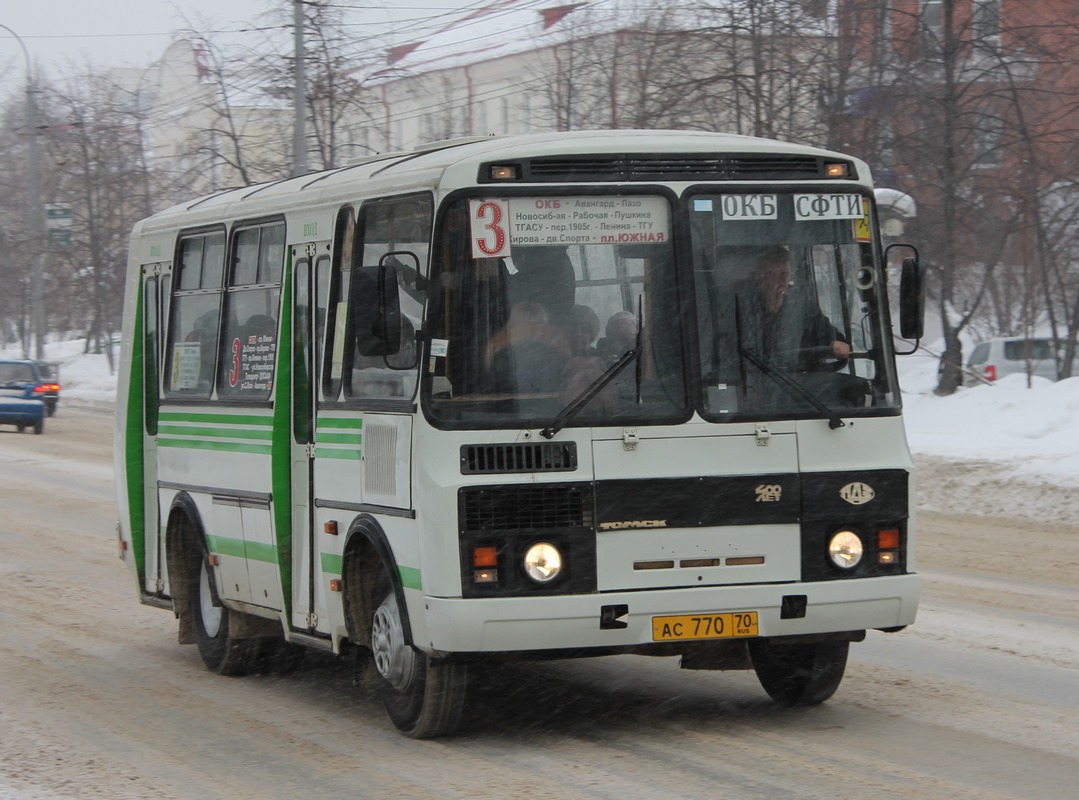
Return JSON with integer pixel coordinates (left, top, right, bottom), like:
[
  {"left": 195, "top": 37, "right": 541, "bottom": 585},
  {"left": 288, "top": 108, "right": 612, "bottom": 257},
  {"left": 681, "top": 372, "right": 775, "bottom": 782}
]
[
  {"left": 460, "top": 442, "right": 578, "bottom": 474},
  {"left": 459, "top": 483, "right": 592, "bottom": 531},
  {"left": 493, "top": 154, "right": 838, "bottom": 183}
]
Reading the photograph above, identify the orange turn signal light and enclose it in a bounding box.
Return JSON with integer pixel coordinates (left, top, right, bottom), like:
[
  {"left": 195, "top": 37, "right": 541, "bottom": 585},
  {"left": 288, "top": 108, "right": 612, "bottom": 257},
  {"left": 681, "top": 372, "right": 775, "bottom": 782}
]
[
  {"left": 472, "top": 546, "right": 498, "bottom": 568},
  {"left": 877, "top": 529, "right": 901, "bottom": 550}
]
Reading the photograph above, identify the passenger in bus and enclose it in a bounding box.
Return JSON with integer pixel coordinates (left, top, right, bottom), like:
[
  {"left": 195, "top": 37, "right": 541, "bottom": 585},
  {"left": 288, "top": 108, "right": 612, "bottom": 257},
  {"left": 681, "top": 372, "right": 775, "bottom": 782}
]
[
  {"left": 564, "top": 305, "right": 601, "bottom": 357},
  {"left": 738, "top": 245, "right": 850, "bottom": 369},
  {"left": 506, "top": 246, "right": 576, "bottom": 328},
  {"left": 561, "top": 306, "right": 621, "bottom": 414},
  {"left": 596, "top": 310, "right": 638, "bottom": 360},
  {"left": 486, "top": 301, "right": 570, "bottom": 394}
]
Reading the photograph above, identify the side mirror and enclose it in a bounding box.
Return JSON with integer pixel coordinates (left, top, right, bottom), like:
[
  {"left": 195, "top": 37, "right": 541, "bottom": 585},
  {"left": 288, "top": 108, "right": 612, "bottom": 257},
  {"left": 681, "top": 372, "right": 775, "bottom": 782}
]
[
  {"left": 349, "top": 262, "right": 402, "bottom": 358},
  {"left": 899, "top": 256, "right": 926, "bottom": 340}
]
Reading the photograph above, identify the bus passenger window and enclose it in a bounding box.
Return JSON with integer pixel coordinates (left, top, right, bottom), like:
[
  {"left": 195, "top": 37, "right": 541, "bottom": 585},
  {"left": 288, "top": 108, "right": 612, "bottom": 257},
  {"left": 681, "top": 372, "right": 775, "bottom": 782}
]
[
  {"left": 217, "top": 222, "right": 284, "bottom": 402},
  {"left": 166, "top": 230, "right": 226, "bottom": 397}
]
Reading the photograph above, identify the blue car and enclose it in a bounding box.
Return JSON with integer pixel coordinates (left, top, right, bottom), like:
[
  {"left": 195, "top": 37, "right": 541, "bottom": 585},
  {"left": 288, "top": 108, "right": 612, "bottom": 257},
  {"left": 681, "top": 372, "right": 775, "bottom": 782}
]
[{"left": 0, "top": 360, "right": 47, "bottom": 434}]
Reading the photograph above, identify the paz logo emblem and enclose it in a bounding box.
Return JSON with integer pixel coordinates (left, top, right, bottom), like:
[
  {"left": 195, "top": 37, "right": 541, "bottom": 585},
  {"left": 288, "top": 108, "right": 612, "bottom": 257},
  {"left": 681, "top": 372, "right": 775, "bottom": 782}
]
[{"left": 839, "top": 482, "right": 875, "bottom": 505}]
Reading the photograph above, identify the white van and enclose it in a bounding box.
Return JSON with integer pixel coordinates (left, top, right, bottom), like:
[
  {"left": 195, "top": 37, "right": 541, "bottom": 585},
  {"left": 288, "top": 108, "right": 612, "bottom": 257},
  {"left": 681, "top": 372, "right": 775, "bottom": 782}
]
[{"left": 965, "top": 337, "right": 1067, "bottom": 385}]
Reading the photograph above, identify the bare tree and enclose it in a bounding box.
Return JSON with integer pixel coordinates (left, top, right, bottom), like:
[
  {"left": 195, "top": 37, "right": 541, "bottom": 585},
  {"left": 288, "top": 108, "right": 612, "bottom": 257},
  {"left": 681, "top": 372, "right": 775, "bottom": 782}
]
[
  {"left": 0, "top": 87, "right": 36, "bottom": 350},
  {"left": 45, "top": 72, "right": 152, "bottom": 366},
  {"left": 246, "top": 2, "right": 386, "bottom": 170},
  {"left": 828, "top": 1, "right": 1079, "bottom": 392}
]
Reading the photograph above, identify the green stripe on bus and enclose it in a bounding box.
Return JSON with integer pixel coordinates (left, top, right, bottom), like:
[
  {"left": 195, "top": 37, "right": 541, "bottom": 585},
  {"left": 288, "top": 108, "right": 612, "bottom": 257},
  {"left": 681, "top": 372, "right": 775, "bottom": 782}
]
[
  {"left": 157, "top": 424, "right": 274, "bottom": 440},
  {"left": 125, "top": 279, "right": 147, "bottom": 582},
  {"left": 314, "top": 447, "right": 362, "bottom": 461},
  {"left": 158, "top": 438, "right": 273, "bottom": 455},
  {"left": 398, "top": 565, "right": 422, "bottom": 591},
  {"left": 244, "top": 541, "right": 279, "bottom": 564},
  {"left": 318, "top": 555, "right": 417, "bottom": 590},
  {"left": 315, "top": 432, "right": 362, "bottom": 445},
  {"left": 321, "top": 553, "right": 343, "bottom": 575},
  {"left": 318, "top": 417, "right": 363, "bottom": 429},
  {"left": 159, "top": 411, "right": 273, "bottom": 426},
  {"left": 205, "top": 534, "right": 246, "bottom": 559},
  {"left": 203, "top": 536, "right": 278, "bottom": 564}
]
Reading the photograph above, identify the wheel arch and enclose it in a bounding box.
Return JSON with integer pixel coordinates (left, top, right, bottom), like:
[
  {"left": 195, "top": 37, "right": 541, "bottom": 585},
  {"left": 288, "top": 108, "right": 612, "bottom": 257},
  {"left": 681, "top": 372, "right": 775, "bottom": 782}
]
[
  {"left": 165, "top": 492, "right": 206, "bottom": 645},
  {"left": 341, "top": 515, "right": 414, "bottom": 651}
]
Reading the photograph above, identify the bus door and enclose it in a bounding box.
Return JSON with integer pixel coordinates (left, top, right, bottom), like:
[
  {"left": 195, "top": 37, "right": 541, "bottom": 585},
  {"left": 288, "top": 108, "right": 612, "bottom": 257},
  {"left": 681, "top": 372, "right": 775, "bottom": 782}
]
[
  {"left": 140, "top": 262, "right": 169, "bottom": 595},
  {"left": 290, "top": 242, "right": 330, "bottom": 632}
]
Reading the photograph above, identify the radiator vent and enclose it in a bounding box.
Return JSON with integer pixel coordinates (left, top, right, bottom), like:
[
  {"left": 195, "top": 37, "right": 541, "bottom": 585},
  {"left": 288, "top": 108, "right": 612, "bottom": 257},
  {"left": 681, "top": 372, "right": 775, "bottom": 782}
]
[
  {"left": 485, "top": 154, "right": 840, "bottom": 183},
  {"left": 363, "top": 423, "right": 397, "bottom": 497},
  {"left": 460, "top": 484, "right": 592, "bottom": 531},
  {"left": 460, "top": 442, "right": 578, "bottom": 474}
]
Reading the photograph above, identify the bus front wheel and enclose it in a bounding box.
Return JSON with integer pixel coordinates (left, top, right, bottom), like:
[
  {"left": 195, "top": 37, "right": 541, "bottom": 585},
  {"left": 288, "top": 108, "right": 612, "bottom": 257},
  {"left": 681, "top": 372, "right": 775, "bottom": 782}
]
[
  {"left": 749, "top": 638, "right": 849, "bottom": 705},
  {"left": 370, "top": 571, "right": 468, "bottom": 738},
  {"left": 189, "top": 544, "right": 263, "bottom": 676}
]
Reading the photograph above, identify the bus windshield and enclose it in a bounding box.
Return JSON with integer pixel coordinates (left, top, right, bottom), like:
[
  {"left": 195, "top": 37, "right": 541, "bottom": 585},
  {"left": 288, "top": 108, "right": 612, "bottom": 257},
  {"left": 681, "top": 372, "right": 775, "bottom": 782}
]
[
  {"left": 425, "top": 194, "right": 687, "bottom": 427},
  {"left": 689, "top": 190, "right": 900, "bottom": 421},
  {"left": 423, "top": 189, "right": 900, "bottom": 429}
]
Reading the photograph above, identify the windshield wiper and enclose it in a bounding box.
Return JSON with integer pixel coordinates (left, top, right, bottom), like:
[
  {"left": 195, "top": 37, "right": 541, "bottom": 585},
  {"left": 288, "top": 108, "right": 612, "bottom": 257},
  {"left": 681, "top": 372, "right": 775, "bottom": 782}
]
[
  {"left": 539, "top": 347, "right": 637, "bottom": 439},
  {"left": 542, "top": 300, "right": 643, "bottom": 440},
  {"left": 738, "top": 346, "right": 845, "bottom": 430}
]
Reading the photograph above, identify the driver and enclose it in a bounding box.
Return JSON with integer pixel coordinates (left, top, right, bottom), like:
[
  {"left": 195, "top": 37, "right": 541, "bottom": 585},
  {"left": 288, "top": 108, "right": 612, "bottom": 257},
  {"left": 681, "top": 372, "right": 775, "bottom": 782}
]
[{"left": 739, "top": 245, "right": 850, "bottom": 369}]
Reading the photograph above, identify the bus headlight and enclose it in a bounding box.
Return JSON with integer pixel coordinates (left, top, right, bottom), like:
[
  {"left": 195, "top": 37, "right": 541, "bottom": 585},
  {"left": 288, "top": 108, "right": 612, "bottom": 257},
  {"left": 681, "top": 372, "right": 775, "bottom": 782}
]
[
  {"left": 523, "top": 542, "right": 563, "bottom": 583},
  {"left": 828, "top": 530, "right": 864, "bottom": 569}
]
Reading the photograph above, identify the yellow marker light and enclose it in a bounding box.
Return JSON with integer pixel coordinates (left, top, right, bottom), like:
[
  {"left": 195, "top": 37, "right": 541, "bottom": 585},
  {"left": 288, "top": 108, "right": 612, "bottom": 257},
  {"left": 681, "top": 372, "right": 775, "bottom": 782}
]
[
  {"left": 825, "top": 162, "right": 849, "bottom": 177},
  {"left": 329, "top": 578, "right": 343, "bottom": 592},
  {"left": 489, "top": 164, "right": 518, "bottom": 180},
  {"left": 473, "top": 568, "right": 498, "bottom": 584}
]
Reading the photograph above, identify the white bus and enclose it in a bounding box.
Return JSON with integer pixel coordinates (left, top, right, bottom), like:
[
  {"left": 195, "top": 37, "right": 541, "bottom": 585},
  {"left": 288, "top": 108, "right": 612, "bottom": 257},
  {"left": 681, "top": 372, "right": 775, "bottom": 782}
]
[{"left": 115, "top": 130, "right": 925, "bottom": 738}]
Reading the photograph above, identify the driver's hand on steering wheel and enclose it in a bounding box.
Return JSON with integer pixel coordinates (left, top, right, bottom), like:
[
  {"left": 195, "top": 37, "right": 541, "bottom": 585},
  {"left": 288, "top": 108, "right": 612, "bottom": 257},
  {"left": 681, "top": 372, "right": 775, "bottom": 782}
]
[{"left": 832, "top": 340, "right": 852, "bottom": 360}]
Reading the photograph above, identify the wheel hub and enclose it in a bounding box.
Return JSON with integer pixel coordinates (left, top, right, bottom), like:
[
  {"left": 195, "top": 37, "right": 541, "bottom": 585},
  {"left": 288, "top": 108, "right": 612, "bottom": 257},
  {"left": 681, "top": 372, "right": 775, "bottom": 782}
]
[
  {"left": 198, "top": 560, "right": 223, "bottom": 638},
  {"left": 371, "top": 591, "right": 417, "bottom": 692}
]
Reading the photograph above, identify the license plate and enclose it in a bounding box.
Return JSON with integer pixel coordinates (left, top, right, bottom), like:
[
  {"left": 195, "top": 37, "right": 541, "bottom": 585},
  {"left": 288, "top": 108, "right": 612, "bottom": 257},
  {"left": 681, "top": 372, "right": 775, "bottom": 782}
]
[{"left": 651, "top": 611, "right": 759, "bottom": 642}]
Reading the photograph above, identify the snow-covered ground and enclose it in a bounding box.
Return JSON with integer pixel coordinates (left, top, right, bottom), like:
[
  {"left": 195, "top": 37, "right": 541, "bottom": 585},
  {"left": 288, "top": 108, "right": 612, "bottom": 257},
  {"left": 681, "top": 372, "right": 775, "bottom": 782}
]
[{"left": 5, "top": 338, "right": 1076, "bottom": 522}]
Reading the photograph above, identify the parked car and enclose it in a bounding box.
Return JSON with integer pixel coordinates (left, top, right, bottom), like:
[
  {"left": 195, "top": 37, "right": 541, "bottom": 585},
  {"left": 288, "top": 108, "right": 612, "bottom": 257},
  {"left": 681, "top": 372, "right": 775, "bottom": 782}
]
[
  {"left": 0, "top": 364, "right": 45, "bottom": 434},
  {"left": 32, "top": 360, "right": 61, "bottom": 415},
  {"left": 0, "top": 358, "right": 58, "bottom": 425},
  {"left": 964, "top": 337, "right": 1076, "bottom": 386}
]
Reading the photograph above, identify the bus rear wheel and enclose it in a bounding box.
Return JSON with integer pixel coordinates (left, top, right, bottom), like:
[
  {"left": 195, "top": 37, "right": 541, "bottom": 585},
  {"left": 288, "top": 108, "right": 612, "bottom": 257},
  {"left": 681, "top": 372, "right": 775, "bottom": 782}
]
[
  {"left": 189, "top": 544, "right": 263, "bottom": 676},
  {"left": 370, "top": 572, "right": 468, "bottom": 738},
  {"left": 749, "top": 638, "right": 849, "bottom": 705}
]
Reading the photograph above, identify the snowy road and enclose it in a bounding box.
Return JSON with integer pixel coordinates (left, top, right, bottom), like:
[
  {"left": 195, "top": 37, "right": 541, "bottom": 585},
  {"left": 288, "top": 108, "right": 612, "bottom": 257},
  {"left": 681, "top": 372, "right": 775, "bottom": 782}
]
[{"left": 0, "top": 409, "right": 1076, "bottom": 799}]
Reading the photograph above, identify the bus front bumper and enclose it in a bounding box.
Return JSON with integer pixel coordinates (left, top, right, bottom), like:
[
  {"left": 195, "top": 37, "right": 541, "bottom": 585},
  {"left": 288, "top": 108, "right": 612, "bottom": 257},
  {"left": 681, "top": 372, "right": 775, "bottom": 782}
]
[{"left": 414, "top": 574, "right": 920, "bottom": 656}]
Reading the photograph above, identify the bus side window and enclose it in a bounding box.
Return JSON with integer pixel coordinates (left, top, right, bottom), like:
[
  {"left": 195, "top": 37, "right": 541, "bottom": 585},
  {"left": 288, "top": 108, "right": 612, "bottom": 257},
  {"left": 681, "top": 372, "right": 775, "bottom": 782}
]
[
  {"left": 345, "top": 194, "right": 432, "bottom": 401},
  {"left": 143, "top": 273, "right": 160, "bottom": 434},
  {"left": 165, "top": 230, "right": 225, "bottom": 397},
  {"left": 323, "top": 205, "right": 356, "bottom": 403},
  {"left": 217, "top": 222, "right": 285, "bottom": 401}
]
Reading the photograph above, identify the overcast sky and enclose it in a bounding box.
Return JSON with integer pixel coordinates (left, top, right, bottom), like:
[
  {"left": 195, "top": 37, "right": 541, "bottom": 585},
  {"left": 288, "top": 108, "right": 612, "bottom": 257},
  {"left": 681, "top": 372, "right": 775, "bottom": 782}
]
[{"left": 0, "top": 1, "right": 483, "bottom": 96}]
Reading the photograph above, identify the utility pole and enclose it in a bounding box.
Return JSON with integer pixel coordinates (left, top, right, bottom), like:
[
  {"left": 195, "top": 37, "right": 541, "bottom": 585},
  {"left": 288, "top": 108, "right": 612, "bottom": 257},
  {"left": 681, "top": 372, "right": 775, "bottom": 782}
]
[
  {"left": 1, "top": 24, "right": 47, "bottom": 359},
  {"left": 292, "top": 0, "right": 307, "bottom": 177}
]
